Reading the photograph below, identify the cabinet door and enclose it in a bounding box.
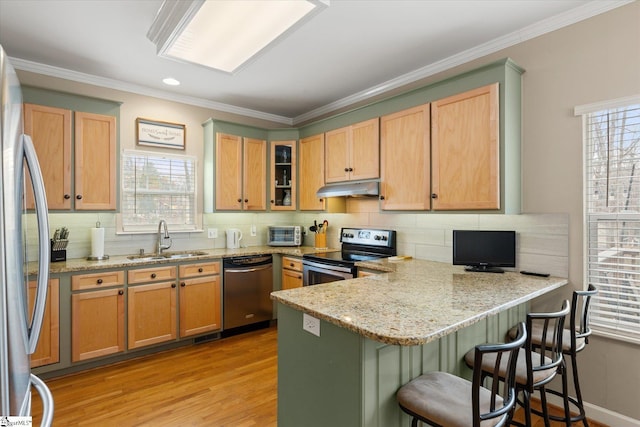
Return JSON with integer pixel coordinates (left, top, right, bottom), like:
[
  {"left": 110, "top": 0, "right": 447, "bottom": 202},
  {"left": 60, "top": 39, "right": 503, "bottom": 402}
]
[
  {"left": 431, "top": 83, "right": 500, "bottom": 210},
  {"left": 128, "top": 282, "right": 177, "bottom": 349},
  {"left": 350, "top": 118, "right": 379, "bottom": 181},
  {"left": 380, "top": 104, "right": 431, "bottom": 210},
  {"left": 270, "top": 141, "right": 297, "bottom": 210},
  {"left": 74, "top": 112, "right": 117, "bottom": 210},
  {"left": 215, "top": 133, "right": 243, "bottom": 210},
  {"left": 243, "top": 137, "right": 267, "bottom": 210},
  {"left": 325, "top": 126, "right": 350, "bottom": 183},
  {"left": 23, "top": 104, "right": 72, "bottom": 210},
  {"left": 28, "top": 279, "right": 59, "bottom": 367},
  {"left": 299, "top": 134, "right": 325, "bottom": 210},
  {"left": 179, "top": 275, "right": 221, "bottom": 337},
  {"left": 282, "top": 268, "right": 303, "bottom": 290},
  {"left": 71, "top": 288, "right": 125, "bottom": 362}
]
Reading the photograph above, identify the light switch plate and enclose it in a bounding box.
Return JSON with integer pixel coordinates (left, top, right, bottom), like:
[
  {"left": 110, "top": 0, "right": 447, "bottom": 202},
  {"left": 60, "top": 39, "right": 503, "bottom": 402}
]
[
  {"left": 250, "top": 225, "right": 257, "bottom": 236},
  {"left": 207, "top": 228, "right": 218, "bottom": 239},
  {"left": 303, "top": 313, "right": 320, "bottom": 337}
]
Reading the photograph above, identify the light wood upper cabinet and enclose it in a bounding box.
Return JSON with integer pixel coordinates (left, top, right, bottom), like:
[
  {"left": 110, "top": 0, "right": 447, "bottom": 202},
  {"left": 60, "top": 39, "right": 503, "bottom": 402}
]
[
  {"left": 380, "top": 104, "right": 431, "bottom": 210},
  {"left": 28, "top": 278, "right": 59, "bottom": 368},
  {"left": 299, "top": 134, "right": 326, "bottom": 211},
  {"left": 243, "top": 137, "right": 267, "bottom": 210},
  {"left": 215, "top": 133, "right": 266, "bottom": 210},
  {"left": 431, "top": 83, "right": 500, "bottom": 210},
  {"left": 270, "top": 140, "right": 297, "bottom": 210},
  {"left": 23, "top": 104, "right": 72, "bottom": 210},
  {"left": 74, "top": 112, "right": 117, "bottom": 210},
  {"left": 325, "top": 118, "right": 379, "bottom": 183}
]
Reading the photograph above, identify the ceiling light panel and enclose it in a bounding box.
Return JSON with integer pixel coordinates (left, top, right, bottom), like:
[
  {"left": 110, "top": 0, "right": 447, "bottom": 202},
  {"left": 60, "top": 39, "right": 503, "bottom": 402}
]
[{"left": 149, "top": 0, "right": 327, "bottom": 74}]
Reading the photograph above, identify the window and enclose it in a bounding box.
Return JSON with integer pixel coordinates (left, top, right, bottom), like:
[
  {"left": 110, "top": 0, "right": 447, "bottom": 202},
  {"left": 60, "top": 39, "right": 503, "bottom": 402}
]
[
  {"left": 581, "top": 97, "right": 640, "bottom": 343},
  {"left": 120, "top": 150, "right": 198, "bottom": 232}
]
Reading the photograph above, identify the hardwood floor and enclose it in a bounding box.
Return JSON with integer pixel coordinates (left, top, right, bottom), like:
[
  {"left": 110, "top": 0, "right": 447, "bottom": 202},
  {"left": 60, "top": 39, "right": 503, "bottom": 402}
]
[
  {"left": 32, "top": 325, "right": 607, "bottom": 426},
  {"left": 31, "top": 326, "right": 278, "bottom": 426}
]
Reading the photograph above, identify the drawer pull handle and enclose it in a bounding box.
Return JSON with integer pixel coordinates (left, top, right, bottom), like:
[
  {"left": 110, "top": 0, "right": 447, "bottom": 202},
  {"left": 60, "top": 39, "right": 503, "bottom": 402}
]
[
  {"left": 151, "top": 273, "right": 157, "bottom": 279},
  {"left": 171, "top": 283, "right": 176, "bottom": 288},
  {"left": 289, "top": 263, "right": 294, "bottom": 267},
  {"left": 118, "top": 290, "right": 124, "bottom": 295},
  {"left": 198, "top": 267, "right": 203, "bottom": 273},
  {"left": 181, "top": 282, "right": 186, "bottom": 287},
  {"left": 96, "top": 279, "right": 103, "bottom": 285}
]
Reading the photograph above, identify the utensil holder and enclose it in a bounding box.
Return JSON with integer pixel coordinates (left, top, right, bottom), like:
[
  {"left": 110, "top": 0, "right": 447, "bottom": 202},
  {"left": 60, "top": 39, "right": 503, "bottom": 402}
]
[
  {"left": 51, "top": 239, "right": 68, "bottom": 262},
  {"left": 314, "top": 233, "right": 327, "bottom": 249}
]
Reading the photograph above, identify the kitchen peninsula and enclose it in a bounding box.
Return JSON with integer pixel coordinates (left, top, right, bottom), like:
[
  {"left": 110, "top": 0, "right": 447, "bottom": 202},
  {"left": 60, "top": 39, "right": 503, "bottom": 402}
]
[{"left": 271, "top": 258, "right": 567, "bottom": 427}]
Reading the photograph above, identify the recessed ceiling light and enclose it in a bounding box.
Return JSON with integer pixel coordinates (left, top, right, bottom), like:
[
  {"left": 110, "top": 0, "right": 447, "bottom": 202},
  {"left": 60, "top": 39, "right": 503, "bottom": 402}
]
[
  {"left": 162, "top": 77, "right": 180, "bottom": 86},
  {"left": 148, "top": 0, "right": 329, "bottom": 74}
]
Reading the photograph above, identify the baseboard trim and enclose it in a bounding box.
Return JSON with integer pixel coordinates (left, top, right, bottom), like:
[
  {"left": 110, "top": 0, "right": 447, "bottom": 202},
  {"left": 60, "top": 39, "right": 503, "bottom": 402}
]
[{"left": 544, "top": 394, "right": 640, "bottom": 426}]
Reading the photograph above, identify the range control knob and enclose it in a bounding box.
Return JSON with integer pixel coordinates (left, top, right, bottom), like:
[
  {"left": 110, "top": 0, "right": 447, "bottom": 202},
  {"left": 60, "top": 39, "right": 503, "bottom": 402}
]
[{"left": 374, "top": 235, "right": 381, "bottom": 240}]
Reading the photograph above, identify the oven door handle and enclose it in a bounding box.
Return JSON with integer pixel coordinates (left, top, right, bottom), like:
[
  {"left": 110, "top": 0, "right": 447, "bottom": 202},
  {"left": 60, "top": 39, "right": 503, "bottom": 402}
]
[{"left": 303, "top": 259, "right": 353, "bottom": 274}]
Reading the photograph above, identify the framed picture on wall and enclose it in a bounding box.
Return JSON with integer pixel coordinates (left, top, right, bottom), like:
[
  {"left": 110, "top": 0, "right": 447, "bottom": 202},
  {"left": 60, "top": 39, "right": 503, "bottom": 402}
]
[{"left": 136, "top": 118, "right": 186, "bottom": 150}]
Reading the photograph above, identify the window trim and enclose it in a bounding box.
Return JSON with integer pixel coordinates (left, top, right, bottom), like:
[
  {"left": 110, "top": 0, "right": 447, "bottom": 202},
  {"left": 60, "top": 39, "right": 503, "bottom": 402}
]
[
  {"left": 117, "top": 149, "right": 201, "bottom": 234},
  {"left": 580, "top": 97, "right": 640, "bottom": 344}
]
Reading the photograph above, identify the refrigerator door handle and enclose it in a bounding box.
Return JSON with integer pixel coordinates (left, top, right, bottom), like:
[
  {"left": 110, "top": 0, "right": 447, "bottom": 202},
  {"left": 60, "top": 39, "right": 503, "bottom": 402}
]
[
  {"left": 23, "top": 134, "right": 51, "bottom": 353},
  {"left": 30, "top": 374, "right": 54, "bottom": 427}
]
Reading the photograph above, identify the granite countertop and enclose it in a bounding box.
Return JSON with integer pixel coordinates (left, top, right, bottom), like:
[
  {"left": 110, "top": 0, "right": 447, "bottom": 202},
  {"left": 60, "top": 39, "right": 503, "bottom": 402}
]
[
  {"left": 33, "top": 246, "right": 338, "bottom": 275},
  {"left": 270, "top": 258, "right": 568, "bottom": 346}
]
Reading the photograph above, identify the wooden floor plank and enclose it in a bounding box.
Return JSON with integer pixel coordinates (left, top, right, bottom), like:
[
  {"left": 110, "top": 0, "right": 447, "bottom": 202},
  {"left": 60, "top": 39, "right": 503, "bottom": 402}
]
[{"left": 31, "top": 324, "right": 606, "bottom": 426}]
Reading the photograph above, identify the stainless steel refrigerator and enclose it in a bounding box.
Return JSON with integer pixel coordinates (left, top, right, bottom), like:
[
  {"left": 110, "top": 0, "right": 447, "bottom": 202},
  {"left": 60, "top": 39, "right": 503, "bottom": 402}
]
[{"left": 0, "top": 45, "right": 54, "bottom": 425}]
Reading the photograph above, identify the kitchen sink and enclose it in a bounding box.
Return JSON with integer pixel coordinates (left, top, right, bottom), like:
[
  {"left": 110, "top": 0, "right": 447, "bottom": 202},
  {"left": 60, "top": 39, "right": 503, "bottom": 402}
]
[{"left": 126, "top": 251, "right": 208, "bottom": 261}]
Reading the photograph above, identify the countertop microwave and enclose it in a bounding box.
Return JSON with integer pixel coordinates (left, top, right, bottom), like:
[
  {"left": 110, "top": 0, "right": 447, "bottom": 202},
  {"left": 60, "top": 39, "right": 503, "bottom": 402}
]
[{"left": 267, "top": 226, "right": 302, "bottom": 246}]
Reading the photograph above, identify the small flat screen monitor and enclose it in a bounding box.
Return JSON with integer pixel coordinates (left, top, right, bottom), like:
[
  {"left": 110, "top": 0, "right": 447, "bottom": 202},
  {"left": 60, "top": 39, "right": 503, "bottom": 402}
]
[{"left": 453, "top": 230, "right": 516, "bottom": 273}]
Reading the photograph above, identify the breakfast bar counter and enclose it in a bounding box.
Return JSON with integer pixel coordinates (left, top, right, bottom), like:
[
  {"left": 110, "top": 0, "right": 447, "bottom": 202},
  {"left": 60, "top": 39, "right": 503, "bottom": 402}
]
[{"left": 271, "top": 259, "right": 567, "bottom": 427}]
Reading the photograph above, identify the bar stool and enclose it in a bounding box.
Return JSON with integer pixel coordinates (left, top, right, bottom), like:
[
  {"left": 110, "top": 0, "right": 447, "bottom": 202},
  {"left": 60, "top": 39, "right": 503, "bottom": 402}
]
[
  {"left": 396, "top": 322, "right": 526, "bottom": 427},
  {"left": 509, "top": 285, "right": 598, "bottom": 426},
  {"left": 466, "top": 300, "right": 570, "bottom": 427}
]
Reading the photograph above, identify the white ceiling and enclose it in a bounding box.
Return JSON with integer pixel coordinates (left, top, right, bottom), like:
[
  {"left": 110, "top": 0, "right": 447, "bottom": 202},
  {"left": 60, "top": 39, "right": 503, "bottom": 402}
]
[{"left": 0, "top": 0, "right": 630, "bottom": 125}]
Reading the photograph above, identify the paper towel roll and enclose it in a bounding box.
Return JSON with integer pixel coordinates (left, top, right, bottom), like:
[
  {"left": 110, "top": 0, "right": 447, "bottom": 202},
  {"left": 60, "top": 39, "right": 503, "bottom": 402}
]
[{"left": 91, "top": 227, "right": 105, "bottom": 258}]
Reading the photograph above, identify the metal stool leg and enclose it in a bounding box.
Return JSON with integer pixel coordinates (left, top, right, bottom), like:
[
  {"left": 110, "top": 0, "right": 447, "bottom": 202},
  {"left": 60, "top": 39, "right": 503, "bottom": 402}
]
[{"left": 570, "top": 352, "right": 589, "bottom": 427}]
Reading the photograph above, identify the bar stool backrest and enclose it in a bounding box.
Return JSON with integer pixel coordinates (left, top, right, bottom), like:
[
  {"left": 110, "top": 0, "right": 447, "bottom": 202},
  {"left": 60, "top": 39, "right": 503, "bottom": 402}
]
[
  {"left": 524, "top": 300, "right": 570, "bottom": 391},
  {"left": 571, "top": 284, "right": 598, "bottom": 351}
]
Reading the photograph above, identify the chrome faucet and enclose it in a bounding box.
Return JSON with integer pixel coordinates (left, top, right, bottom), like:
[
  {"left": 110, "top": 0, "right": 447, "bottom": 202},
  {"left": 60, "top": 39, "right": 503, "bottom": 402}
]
[{"left": 156, "top": 219, "right": 172, "bottom": 254}]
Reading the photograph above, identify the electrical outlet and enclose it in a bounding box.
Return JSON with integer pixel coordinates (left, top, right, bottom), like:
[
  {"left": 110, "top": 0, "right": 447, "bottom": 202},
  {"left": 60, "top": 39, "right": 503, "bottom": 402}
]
[
  {"left": 207, "top": 228, "right": 218, "bottom": 239},
  {"left": 303, "top": 313, "right": 320, "bottom": 337},
  {"left": 250, "top": 225, "right": 257, "bottom": 236}
]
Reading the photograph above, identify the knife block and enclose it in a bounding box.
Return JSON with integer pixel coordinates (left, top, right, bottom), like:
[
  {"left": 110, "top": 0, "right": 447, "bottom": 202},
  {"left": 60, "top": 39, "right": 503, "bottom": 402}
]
[{"left": 51, "top": 239, "right": 68, "bottom": 262}]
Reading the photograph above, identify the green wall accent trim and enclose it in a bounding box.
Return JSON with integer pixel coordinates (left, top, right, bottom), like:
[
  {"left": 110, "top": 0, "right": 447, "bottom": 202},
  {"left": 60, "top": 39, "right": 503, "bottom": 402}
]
[{"left": 22, "top": 85, "right": 121, "bottom": 116}]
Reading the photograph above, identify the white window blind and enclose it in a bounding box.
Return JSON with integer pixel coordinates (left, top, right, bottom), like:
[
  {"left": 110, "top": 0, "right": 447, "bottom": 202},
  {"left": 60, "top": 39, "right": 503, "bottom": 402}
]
[
  {"left": 584, "top": 102, "right": 640, "bottom": 343},
  {"left": 121, "top": 150, "right": 197, "bottom": 232}
]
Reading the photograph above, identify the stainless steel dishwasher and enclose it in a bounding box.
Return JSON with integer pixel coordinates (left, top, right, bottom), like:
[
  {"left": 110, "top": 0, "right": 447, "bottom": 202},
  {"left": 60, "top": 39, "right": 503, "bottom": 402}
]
[{"left": 223, "top": 254, "right": 273, "bottom": 330}]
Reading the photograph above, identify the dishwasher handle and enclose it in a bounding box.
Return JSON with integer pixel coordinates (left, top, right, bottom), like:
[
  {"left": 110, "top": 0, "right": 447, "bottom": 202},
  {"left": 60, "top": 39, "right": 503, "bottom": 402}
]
[{"left": 224, "top": 264, "right": 272, "bottom": 274}]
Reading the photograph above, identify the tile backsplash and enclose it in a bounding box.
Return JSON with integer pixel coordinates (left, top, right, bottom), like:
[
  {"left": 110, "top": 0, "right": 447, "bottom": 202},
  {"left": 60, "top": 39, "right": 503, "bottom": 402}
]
[{"left": 26, "top": 200, "right": 568, "bottom": 277}]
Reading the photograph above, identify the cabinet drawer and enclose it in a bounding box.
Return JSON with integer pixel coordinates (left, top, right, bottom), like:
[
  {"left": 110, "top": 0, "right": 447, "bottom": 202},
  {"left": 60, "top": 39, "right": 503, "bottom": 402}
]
[
  {"left": 72, "top": 271, "right": 125, "bottom": 290},
  {"left": 179, "top": 261, "right": 220, "bottom": 278},
  {"left": 128, "top": 266, "right": 177, "bottom": 284},
  {"left": 282, "top": 256, "right": 302, "bottom": 272}
]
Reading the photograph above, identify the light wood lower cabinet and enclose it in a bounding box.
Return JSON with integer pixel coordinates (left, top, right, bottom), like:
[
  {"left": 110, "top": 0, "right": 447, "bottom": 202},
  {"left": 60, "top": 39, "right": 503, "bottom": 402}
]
[
  {"left": 28, "top": 278, "right": 59, "bottom": 368},
  {"left": 127, "top": 281, "right": 177, "bottom": 349},
  {"left": 282, "top": 256, "right": 303, "bottom": 290},
  {"left": 179, "top": 262, "right": 222, "bottom": 337},
  {"left": 127, "top": 265, "right": 178, "bottom": 349},
  {"left": 71, "top": 286, "right": 125, "bottom": 362}
]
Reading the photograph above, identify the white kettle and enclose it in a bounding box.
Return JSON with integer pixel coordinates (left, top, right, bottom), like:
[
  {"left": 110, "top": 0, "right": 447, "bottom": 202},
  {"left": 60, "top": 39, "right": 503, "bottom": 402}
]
[{"left": 226, "top": 228, "right": 243, "bottom": 249}]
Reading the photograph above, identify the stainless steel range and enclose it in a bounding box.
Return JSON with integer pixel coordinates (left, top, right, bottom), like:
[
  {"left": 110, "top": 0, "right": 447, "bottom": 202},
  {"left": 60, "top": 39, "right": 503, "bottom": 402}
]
[{"left": 303, "top": 228, "right": 397, "bottom": 285}]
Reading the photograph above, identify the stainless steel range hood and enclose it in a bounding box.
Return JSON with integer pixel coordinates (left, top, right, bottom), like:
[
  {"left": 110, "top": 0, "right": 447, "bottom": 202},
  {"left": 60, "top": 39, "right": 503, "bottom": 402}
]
[{"left": 316, "top": 181, "right": 379, "bottom": 198}]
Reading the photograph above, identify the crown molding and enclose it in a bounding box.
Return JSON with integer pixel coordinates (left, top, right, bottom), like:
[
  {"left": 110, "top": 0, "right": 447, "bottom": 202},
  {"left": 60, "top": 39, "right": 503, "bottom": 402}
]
[
  {"left": 11, "top": 56, "right": 294, "bottom": 126},
  {"left": 291, "top": 0, "right": 634, "bottom": 125},
  {"left": 10, "top": 0, "right": 632, "bottom": 127}
]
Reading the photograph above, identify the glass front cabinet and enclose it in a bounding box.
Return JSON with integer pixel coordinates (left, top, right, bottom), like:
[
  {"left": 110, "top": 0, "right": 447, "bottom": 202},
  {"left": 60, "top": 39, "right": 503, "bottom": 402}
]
[{"left": 270, "top": 140, "right": 297, "bottom": 210}]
